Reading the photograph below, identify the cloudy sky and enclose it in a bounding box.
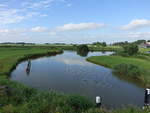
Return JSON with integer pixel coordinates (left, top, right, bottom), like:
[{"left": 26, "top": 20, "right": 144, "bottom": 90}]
[{"left": 0, "top": 0, "right": 150, "bottom": 44}]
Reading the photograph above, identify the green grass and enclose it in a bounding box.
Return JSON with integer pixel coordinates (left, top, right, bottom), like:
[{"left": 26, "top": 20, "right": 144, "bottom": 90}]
[
  {"left": 87, "top": 55, "right": 150, "bottom": 86},
  {"left": 0, "top": 43, "right": 121, "bottom": 51},
  {"left": 88, "top": 45, "right": 121, "bottom": 51},
  {"left": 0, "top": 47, "right": 62, "bottom": 75},
  {"left": 139, "top": 48, "right": 150, "bottom": 53},
  {"left": 0, "top": 46, "right": 149, "bottom": 113}
]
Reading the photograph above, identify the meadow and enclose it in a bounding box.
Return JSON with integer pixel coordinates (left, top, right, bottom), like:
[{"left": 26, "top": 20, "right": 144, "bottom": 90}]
[{"left": 87, "top": 48, "right": 150, "bottom": 87}]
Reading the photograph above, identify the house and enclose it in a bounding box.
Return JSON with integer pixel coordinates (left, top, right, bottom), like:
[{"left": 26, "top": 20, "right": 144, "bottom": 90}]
[{"left": 139, "top": 42, "right": 150, "bottom": 48}]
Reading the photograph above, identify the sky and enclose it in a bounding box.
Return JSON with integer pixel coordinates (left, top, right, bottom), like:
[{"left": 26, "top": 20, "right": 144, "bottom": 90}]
[{"left": 0, "top": 0, "right": 150, "bottom": 44}]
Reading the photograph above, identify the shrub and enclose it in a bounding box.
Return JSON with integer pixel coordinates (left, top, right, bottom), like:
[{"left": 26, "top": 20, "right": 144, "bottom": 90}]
[
  {"left": 101, "top": 42, "right": 107, "bottom": 47},
  {"left": 77, "top": 45, "right": 89, "bottom": 57},
  {"left": 113, "top": 64, "right": 141, "bottom": 79},
  {"left": 67, "top": 95, "right": 94, "bottom": 111},
  {"left": 114, "top": 50, "right": 129, "bottom": 57},
  {"left": 122, "top": 44, "right": 139, "bottom": 56}
]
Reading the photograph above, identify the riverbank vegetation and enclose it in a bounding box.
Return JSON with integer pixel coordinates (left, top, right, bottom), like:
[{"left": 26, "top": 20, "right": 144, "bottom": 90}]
[
  {"left": 0, "top": 76, "right": 149, "bottom": 113},
  {"left": 87, "top": 55, "right": 150, "bottom": 85},
  {"left": 0, "top": 46, "right": 149, "bottom": 113},
  {"left": 77, "top": 45, "right": 89, "bottom": 57},
  {"left": 87, "top": 42, "right": 150, "bottom": 87},
  {"left": 113, "top": 63, "right": 141, "bottom": 79}
]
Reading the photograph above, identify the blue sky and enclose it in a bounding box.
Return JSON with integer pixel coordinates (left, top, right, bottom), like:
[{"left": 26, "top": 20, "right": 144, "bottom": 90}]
[{"left": 0, "top": 0, "right": 150, "bottom": 44}]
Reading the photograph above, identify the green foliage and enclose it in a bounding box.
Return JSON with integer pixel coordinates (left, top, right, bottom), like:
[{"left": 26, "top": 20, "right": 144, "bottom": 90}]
[
  {"left": 92, "top": 42, "right": 107, "bottom": 47},
  {"left": 67, "top": 95, "right": 93, "bottom": 111},
  {"left": 77, "top": 45, "right": 89, "bottom": 57},
  {"left": 112, "top": 41, "right": 129, "bottom": 46},
  {"left": 113, "top": 64, "right": 141, "bottom": 78},
  {"left": 123, "top": 44, "right": 139, "bottom": 56},
  {"left": 101, "top": 42, "right": 107, "bottom": 47},
  {"left": 133, "top": 40, "right": 146, "bottom": 45}
]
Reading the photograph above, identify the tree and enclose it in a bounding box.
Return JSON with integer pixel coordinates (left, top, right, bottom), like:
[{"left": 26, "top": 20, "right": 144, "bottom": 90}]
[
  {"left": 123, "top": 44, "right": 139, "bottom": 56},
  {"left": 77, "top": 45, "right": 89, "bottom": 57},
  {"left": 92, "top": 42, "right": 107, "bottom": 47},
  {"left": 102, "top": 42, "right": 107, "bottom": 47},
  {"left": 113, "top": 41, "right": 129, "bottom": 46},
  {"left": 133, "top": 40, "right": 146, "bottom": 45}
]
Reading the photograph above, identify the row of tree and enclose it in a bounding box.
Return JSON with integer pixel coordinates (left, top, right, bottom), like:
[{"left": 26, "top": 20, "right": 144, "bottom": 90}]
[
  {"left": 92, "top": 42, "right": 107, "bottom": 47},
  {"left": 112, "top": 40, "right": 150, "bottom": 46}
]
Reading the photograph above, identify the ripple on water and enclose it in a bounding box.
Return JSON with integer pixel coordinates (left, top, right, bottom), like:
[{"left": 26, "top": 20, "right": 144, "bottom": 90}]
[{"left": 11, "top": 51, "right": 144, "bottom": 108}]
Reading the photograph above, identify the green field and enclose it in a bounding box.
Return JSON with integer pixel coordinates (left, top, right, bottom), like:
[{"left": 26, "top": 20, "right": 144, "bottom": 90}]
[
  {"left": 0, "top": 46, "right": 149, "bottom": 113},
  {"left": 0, "top": 47, "right": 62, "bottom": 75},
  {"left": 139, "top": 48, "right": 150, "bottom": 53},
  {"left": 88, "top": 45, "right": 121, "bottom": 51},
  {"left": 87, "top": 53, "right": 150, "bottom": 87},
  {"left": 0, "top": 43, "right": 120, "bottom": 51}
]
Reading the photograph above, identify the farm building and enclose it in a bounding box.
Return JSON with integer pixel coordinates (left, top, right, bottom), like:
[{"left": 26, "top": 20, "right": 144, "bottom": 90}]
[{"left": 139, "top": 42, "right": 150, "bottom": 48}]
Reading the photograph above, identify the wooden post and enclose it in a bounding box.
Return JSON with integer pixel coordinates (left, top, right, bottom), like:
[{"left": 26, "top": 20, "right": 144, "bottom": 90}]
[{"left": 26, "top": 60, "right": 31, "bottom": 75}]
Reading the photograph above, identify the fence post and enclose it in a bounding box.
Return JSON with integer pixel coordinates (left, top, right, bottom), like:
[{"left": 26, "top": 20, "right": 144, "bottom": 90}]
[{"left": 96, "top": 96, "right": 101, "bottom": 107}]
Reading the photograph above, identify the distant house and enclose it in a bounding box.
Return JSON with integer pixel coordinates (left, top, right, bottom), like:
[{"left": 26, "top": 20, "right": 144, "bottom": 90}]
[{"left": 139, "top": 42, "right": 150, "bottom": 48}]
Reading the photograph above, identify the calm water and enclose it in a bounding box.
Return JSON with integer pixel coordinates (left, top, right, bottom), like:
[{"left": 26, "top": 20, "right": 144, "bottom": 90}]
[{"left": 11, "top": 51, "right": 145, "bottom": 108}]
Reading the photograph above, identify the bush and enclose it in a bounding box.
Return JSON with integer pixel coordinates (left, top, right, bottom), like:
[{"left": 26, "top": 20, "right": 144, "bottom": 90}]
[
  {"left": 77, "top": 45, "right": 89, "bottom": 57},
  {"left": 67, "top": 95, "right": 94, "bottom": 111},
  {"left": 114, "top": 50, "right": 129, "bottom": 57},
  {"left": 122, "top": 44, "right": 139, "bottom": 56},
  {"left": 101, "top": 42, "right": 107, "bottom": 47},
  {"left": 113, "top": 64, "right": 141, "bottom": 78}
]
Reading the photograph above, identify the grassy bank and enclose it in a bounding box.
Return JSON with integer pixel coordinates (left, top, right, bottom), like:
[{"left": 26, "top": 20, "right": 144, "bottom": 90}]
[
  {"left": 87, "top": 55, "right": 150, "bottom": 87},
  {"left": 0, "top": 77, "right": 149, "bottom": 113},
  {"left": 0, "top": 46, "right": 149, "bottom": 113},
  {"left": 139, "top": 48, "right": 150, "bottom": 53},
  {"left": 0, "top": 47, "right": 63, "bottom": 75}
]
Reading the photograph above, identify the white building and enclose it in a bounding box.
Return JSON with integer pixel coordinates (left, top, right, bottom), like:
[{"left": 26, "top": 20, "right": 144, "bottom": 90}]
[{"left": 139, "top": 42, "right": 150, "bottom": 48}]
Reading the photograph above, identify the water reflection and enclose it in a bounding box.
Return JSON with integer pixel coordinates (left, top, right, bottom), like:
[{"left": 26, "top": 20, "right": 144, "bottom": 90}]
[
  {"left": 52, "top": 57, "right": 92, "bottom": 66},
  {"left": 11, "top": 51, "right": 144, "bottom": 108},
  {"left": 101, "top": 51, "right": 106, "bottom": 54},
  {"left": 77, "top": 49, "right": 89, "bottom": 57},
  {"left": 26, "top": 60, "right": 31, "bottom": 75}
]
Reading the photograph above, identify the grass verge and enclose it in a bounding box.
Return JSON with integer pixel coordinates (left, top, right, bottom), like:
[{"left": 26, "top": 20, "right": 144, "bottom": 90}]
[{"left": 87, "top": 55, "right": 150, "bottom": 87}]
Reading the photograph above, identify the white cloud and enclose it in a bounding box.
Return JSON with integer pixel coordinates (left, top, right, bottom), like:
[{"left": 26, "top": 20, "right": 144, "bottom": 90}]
[
  {"left": 0, "top": 0, "right": 69, "bottom": 25},
  {"left": 22, "top": 0, "right": 56, "bottom": 9},
  {"left": 1, "top": 27, "right": 150, "bottom": 43},
  {"left": 0, "top": 7, "right": 38, "bottom": 25},
  {"left": 0, "top": 29, "right": 10, "bottom": 33},
  {"left": 0, "top": 4, "right": 7, "bottom": 8},
  {"left": 0, "top": 29, "right": 28, "bottom": 39},
  {"left": 49, "top": 31, "right": 57, "bottom": 36},
  {"left": 31, "top": 26, "right": 48, "bottom": 32},
  {"left": 39, "top": 14, "right": 48, "bottom": 17},
  {"left": 66, "top": 3, "right": 72, "bottom": 7},
  {"left": 121, "top": 19, "right": 150, "bottom": 30},
  {"left": 53, "top": 57, "right": 92, "bottom": 66},
  {"left": 56, "top": 23, "right": 105, "bottom": 31},
  {"left": 21, "top": 0, "right": 68, "bottom": 9}
]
